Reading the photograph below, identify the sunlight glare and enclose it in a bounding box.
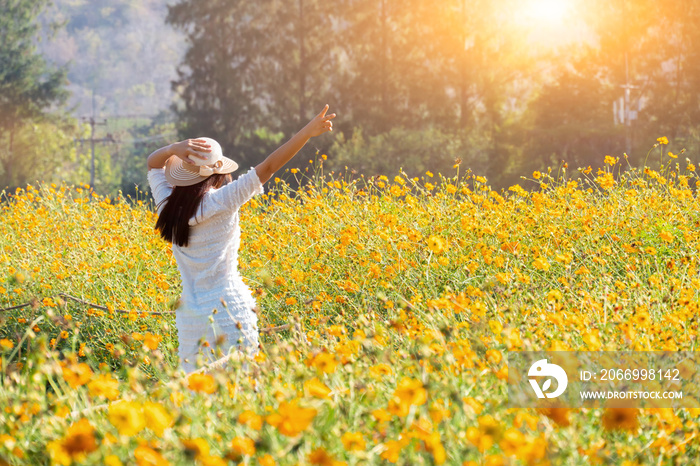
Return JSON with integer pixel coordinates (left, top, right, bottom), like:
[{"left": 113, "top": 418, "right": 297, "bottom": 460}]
[{"left": 526, "top": 0, "right": 570, "bottom": 25}]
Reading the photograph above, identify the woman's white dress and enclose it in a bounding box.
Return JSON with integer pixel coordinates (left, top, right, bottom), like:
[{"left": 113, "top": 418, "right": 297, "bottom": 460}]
[{"left": 147, "top": 167, "right": 264, "bottom": 373}]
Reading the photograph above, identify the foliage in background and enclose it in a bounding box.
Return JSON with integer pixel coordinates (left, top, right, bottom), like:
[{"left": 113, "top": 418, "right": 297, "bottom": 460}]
[
  {"left": 328, "top": 126, "right": 489, "bottom": 181},
  {"left": 0, "top": 0, "right": 71, "bottom": 190},
  {"left": 8, "top": 0, "right": 700, "bottom": 196}
]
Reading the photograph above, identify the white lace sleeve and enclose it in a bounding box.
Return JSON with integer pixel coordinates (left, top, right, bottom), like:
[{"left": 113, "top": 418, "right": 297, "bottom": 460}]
[
  {"left": 147, "top": 168, "right": 173, "bottom": 215},
  {"left": 207, "top": 168, "right": 264, "bottom": 213}
]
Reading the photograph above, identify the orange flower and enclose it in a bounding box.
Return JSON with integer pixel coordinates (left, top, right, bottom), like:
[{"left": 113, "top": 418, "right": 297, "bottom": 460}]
[
  {"left": 229, "top": 437, "right": 255, "bottom": 457},
  {"left": 308, "top": 352, "right": 338, "bottom": 374},
  {"left": 187, "top": 373, "right": 217, "bottom": 394},
  {"left": 238, "top": 410, "right": 263, "bottom": 430},
  {"left": 304, "top": 377, "right": 332, "bottom": 399},
  {"left": 48, "top": 418, "right": 98, "bottom": 463},
  {"left": 182, "top": 438, "right": 209, "bottom": 459},
  {"left": 134, "top": 445, "right": 169, "bottom": 466},
  {"left": 537, "top": 407, "right": 571, "bottom": 427},
  {"left": 265, "top": 399, "right": 317, "bottom": 437},
  {"left": 143, "top": 332, "right": 162, "bottom": 351},
  {"left": 87, "top": 373, "right": 120, "bottom": 401},
  {"left": 369, "top": 363, "right": 393, "bottom": 379},
  {"left": 308, "top": 447, "right": 344, "bottom": 466},
  {"left": 62, "top": 362, "right": 93, "bottom": 388},
  {"left": 426, "top": 236, "right": 446, "bottom": 255},
  {"left": 341, "top": 432, "right": 366, "bottom": 451},
  {"left": 380, "top": 437, "right": 410, "bottom": 463},
  {"left": 143, "top": 402, "right": 174, "bottom": 437},
  {"left": 392, "top": 377, "right": 427, "bottom": 415},
  {"left": 602, "top": 407, "right": 639, "bottom": 431},
  {"left": 108, "top": 401, "right": 145, "bottom": 436}
]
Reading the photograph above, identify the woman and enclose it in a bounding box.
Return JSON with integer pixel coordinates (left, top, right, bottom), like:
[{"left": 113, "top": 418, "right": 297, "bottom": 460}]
[{"left": 147, "top": 105, "right": 336, "bottom": 373}]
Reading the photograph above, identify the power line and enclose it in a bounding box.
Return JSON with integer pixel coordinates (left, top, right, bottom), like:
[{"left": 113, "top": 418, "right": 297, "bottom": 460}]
[{"left": 119, "top": 132, "right": 177, "bottom": 145}]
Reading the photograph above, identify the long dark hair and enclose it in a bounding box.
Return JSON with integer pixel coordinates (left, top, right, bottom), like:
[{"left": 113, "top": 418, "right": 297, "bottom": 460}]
[{"left": 155, "top": 173, "right": 232, "bottom": 247}]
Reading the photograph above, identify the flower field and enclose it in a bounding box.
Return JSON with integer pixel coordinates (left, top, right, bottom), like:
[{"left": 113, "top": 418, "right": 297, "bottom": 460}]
[{"left": 2, "top": 149, "right": 700, "bottom": 465}]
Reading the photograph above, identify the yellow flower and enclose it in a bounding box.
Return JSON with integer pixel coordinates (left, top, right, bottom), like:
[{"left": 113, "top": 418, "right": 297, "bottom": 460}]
[
  {"left": 668, "top": 151, "right": 677, "bottom": 159},
  {"left": 229, "top": 437, "right": 256, "bottom": 457},
  {"left": 308, "top": 447, "right": 344, "bottom": 466},
  {"left": 105, "top": 455, "right": 123, "bottom": 466},
  {"left": 49, "top": 418, "right": 98, "bottom": 464},
  {"left": 170, "top": 391, "right": 184, "bottom": 407},
  {"left": 238, "top": 410, "right": 263, "bottom": 430},
  {"left": 187, "top": 373, "right": 218, "bottom": 394},
  {"left": 604, "top": 155, "right": 617, "bottom": 166},
  {"left": 393, "top": 377, "right": 427, "bottom": 412},
  {"left": 108, "top": 401, "right": 145, "bottom": 436},
  {"left": 372, "top": 408, "right": 393, "bottom": 423},
  {"left": 537, "top": 407, "right": 571, "bottom": 427},
  {"left": 143, "top": 402, "right": 174, "bottom": 437},
  {"left": 602, "top": 407, "right": 639, "bottom": 431},
  {"left": 422, "top": 431, "right": 446, "bottom": 465},
  {"left": 143, "top": 332, "right": 162, "bottom": 351},
  {"left": 341, "top": 432, "right": 366, "bottom": 451},
  {"left": 134, "top": 445, "right": 169, "bottom": 466},
  {"left": 182, "top": 438, "right": 209, "bottom": 459},
  {"left": 304, "top": 377, "right": 332, "bottom": 399},
  {"left": 657, "top": 136, "right": 669, "bottom": 145},
  {"left": 0, "top": 339, "right": 13, "bottom": 350},
  {"left": 426, "top": 236, "right": 446, "bottom": 255},
  {"left": 199, "top": 456, "right": 227, "bottom": 466},
  {"left": 265, "top": 399, "right": 317, "bottom": 437},
  {"left": 532, "top": 257, "right": 550, "bottom": 272},
  {"left": 308, "top": 352, "right": 338, "bottom": 374},
  {"left": 596, "top": 172, "right": 616, "bottom": 189},
  {"left": 47, "top": 439, "right": 72, "bottom": 466},
  {"left": 659, "top": 231, "right": 674, "bottom": 242},
  {"left": 369, "top": 363, "right": 392, "bottom": 379},
  {"left": 87, "top": 373, "right": 120, "bottom": 401},
  {"left": 62, "top": 362, "right": 93, "bottom": 388},
  {"left": 532, "top": 171, "right": 541, "bottom": 179},
  {"left": 466, "top": 415, "right": 501, "bottom": 452},
  {"left": 380, "top": 437, "right": 409, "bottom": 463}
]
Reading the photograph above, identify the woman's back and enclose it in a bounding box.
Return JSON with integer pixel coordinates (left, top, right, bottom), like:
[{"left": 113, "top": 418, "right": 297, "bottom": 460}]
[{"left": 148, "top": 166, "right": 264, "bottom": 371}]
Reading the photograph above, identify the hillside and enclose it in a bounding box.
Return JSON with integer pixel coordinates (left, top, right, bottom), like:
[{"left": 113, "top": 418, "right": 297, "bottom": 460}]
[{"left": 38, "top": 0, "right": 185, "bottom": 117}]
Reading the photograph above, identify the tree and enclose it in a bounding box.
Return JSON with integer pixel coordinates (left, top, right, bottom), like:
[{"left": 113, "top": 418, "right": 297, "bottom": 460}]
[
  {"left": 167, "top": 0, "right": 337, "bottom": 169},
  {"left": 0, "top": 0, "right": 69, "bottom": 189}
]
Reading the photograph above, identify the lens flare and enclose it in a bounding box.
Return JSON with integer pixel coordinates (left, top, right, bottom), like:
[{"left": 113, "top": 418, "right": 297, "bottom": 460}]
[{"left": 526, "top": 0, "right": 570, "bottom": 24}]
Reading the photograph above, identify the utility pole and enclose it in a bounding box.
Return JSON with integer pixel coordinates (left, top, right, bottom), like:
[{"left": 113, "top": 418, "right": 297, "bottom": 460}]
[{"left": 76, "top": 90, "right": 114, "bottom": 189}]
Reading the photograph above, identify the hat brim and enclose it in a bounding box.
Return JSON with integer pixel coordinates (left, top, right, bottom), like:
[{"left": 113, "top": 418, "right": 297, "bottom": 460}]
[{"left": 164, "top": 156, "right": 239, "bottom": 187}]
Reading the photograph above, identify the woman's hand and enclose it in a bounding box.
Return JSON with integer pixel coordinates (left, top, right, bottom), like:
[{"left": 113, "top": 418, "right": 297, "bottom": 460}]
[
  {"left": 169, "top": 139, "right": 212, "bottom": 164},
  {"left": 302, "top": 105, "right": 336, "bottom": 138}
]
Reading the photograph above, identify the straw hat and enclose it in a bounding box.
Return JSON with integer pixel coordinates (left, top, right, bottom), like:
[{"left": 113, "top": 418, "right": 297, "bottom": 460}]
[{"left": 164, "top": 137, "right": 238, "bottom": 187}]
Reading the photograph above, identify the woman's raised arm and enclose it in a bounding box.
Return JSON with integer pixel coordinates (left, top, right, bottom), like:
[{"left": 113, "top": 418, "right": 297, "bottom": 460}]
[{"left": 254, "top": 105, "right": 336, "bottom": 184}]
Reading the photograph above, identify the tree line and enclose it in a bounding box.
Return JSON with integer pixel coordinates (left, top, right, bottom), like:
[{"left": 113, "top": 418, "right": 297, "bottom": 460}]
[{"left": 3, "top": 0, "right": 700, "bottom": 194}]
